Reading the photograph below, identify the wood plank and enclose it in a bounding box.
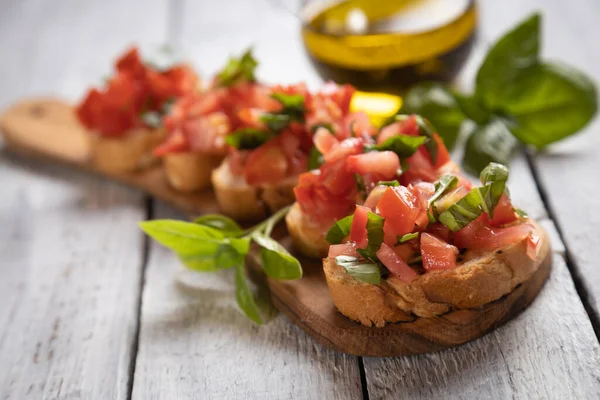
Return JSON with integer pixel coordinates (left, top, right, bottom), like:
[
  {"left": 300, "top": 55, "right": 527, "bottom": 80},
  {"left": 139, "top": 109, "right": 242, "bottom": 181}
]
[
  {"left": 481, "top": 0, "right": 600, "bottom": 320},
  {"left": 0, "top": 0, "right": 168, "bottom": 398},
  {"left": 131, "top": 203, "right": 363, "bottom": 400}
]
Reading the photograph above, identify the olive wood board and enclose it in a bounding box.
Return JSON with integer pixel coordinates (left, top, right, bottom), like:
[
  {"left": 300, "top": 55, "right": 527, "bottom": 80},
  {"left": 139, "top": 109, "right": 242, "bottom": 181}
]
[{"left": 0, "top": 98, "right": 552, "bottom": 357}]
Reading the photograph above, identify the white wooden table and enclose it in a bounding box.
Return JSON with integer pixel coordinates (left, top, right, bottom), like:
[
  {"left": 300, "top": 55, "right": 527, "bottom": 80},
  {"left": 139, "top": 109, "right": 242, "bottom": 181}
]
[{"left": 1, "top": 1, "right": 600, "bottom": 399}]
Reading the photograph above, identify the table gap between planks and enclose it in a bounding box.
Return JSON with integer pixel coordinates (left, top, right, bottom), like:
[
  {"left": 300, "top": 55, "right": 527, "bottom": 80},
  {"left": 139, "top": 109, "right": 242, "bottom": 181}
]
[{"left": 0, "top": 1, "right": 599, "bottom": 399}]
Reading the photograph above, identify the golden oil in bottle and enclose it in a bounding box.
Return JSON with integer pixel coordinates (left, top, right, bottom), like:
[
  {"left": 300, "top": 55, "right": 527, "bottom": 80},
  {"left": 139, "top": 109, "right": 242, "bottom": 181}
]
[{"left": 301, "top": 0, "right": 477, "bottom": 94}]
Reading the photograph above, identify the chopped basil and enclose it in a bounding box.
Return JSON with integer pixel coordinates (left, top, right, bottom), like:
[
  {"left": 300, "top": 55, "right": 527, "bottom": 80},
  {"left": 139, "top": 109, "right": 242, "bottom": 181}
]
[
  {"left": 515, "top": 208, "right": 528, "bottom": 218},
  {"left": 395, "top": 114, "right": 439, "bottom": 164},
  {"left": 335, "top": 256, "right": 381, "bottom": 284},
  {"left": 325, "top": 215, "right": 354, "bottom": 244},
  {"left": 427, "top": 175, "right": 459, "bottom": 219},
  {"left": 307, "top": 146, "right": 324, "bottom": 170},
  {"left": 366, "top": 134, "right": 427, "bottom": 159},
  {"left": 398, "top": 232, "right": 419, "bottom": 244},
  {"left": 438, "top": 163, "right": 509, "bottom": 231},
  {"left": 259, "top": 113, "right": 291, "bottom": 132},
  {"left": 356, "top": 212, "right": 385, "bottom": 262},
  {"left": 226, "top": 128, "right": 272, "bottom": 150},
  {"left": 377, "top": 180, "right": 400, "bottom": 187},
  {"left": 217, "top": 49, "right": 258, "bottom": 87},
  {"left": 259, "top": 92, "right": 306, "bottom": 132}
]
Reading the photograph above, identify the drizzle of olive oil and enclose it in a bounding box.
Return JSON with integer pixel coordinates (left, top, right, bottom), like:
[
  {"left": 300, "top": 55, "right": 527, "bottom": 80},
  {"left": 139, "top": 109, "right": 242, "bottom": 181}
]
[{"left": 302, "top": 0, "right": 477, "bottom": 94}]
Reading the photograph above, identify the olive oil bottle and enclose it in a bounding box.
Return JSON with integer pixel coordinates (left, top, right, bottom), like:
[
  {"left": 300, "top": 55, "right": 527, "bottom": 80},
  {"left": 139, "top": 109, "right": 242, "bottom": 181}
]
[{"left": 301, "top": 0, "right": 477, "bottom": 93}]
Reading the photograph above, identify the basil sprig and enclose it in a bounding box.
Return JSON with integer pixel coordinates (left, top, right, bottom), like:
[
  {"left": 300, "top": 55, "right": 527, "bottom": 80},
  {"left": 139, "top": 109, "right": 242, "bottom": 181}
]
[
  {"left": 439, "top": 163, "right": 509, "bottom": 231},
  {"left": 427, "top": 175, "right": 459, "bottom": 220},
  {"left": 217, "top": 49, "right": 258, "bottom": 87},
  {"left": 140, "top": 206, "right": 301, "bottom": 324},
  {"left": 397, "top": 13, "right": 597, "bottom": 173}
]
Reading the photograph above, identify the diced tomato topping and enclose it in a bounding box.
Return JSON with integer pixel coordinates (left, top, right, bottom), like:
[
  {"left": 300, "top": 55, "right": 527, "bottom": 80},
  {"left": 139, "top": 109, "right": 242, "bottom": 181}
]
[
  {"left": 420, "top": 233, "right": 459, "bottom": 271},
  {"left": 347, "top": 151, "right": 400, "bottom": 178},
  {"left": 349, "top": 205, "right": 370, "bottom": 248},
  {"left": 323, "top": 137, "right": 363, "bottom": 163},
  {"left": 376, "top": 243, "right": 418, "bottom": 283},
  {"left": 393, "top": 242, "right": 417, "bottom": 263},
  {"left": 328, "top": 243, "right": 358, "bottom": 258},
  {"left": 342, "top": 111, "right": 376, "bottom": 138},
  {"left": 76, "top": 47, "right": 199, "bottom": 137},
  {"left": 400, "top": 150, "right": 439, "bottom": 184},
  {"left": 489, "top": 194, "right": 518, "bottom": 226},
  {"left": 409, "top": 182, "right": 435, "bottom": 229},
  {"left": 454, "top": 215, "right": 535, "bottom": 251},
  {"left": 243, "top": 140, "right": 288, "bottom": 185},
  {"left": 378, "top": 186, "right": 420, "bottom": 243},
  {"left": 420, "top": 133, "right": 450, "bottom": 169},
  {"left": 314, "top": 127, "right": 339, "bottom": 155},
  {"left": 426, "top": 223, "right": 452, "bottom": 242}
]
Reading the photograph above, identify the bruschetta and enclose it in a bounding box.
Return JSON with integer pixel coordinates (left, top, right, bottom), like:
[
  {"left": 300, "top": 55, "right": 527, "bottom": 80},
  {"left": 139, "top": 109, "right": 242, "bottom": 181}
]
[
  {"left": 321, "top": 159, "right": 543, "bottom": 327},
  {"left": 76, "top": 47, "right": 199, "bottom": 173},
  {"left": 210, "top": 81, "right": 370, "bottom": 221}
]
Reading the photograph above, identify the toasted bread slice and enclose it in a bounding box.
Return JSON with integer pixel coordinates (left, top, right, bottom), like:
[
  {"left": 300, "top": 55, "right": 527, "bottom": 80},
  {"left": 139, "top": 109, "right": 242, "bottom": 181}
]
[
  {"left": 163, "top": 152, "right": 224, "bottom": 192},
  {"left": 323, "top": 220, "right": 549, "bottom": 327},
  {"left": 286, "top": 202, "right": 331, "bottom": 258},
  {"left": 211, "top": 160, "right": 297, "bottom": 221},
  {"left": 92, "top": 127, "right": 165, "bottom": 172}
]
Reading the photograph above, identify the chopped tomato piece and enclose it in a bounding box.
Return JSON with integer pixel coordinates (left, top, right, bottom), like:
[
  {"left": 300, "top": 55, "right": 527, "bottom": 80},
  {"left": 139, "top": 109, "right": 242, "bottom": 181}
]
[
  {"left": 323, "top": 137, "right": 363, "bottom": 162},
  {"left": 489, "top": 194, "right": 518, "bottom": 226},
  {"left": 350, "top": 205, "right": 370, "bottom": 248},
  {"left": 426, "top": 223, "right": 452, "bottom": 242},
  {"left": 422, "top": 133, "right": 451, "bottom": 168},
  {"left": 393, "top": 242, "right": 417, "bottom": 263},
  {"left": 243, "top": 141, "right": 288, "bottom": 185},
  {"left": 376, "top": 243, "right": 418, "bottom": 283},
  {"left": 454, "top": 216, "right": 535, "bottom": 250},
  {"left": 400, "top": 151, "right": 438, "bottom": 184},
  {"left": 328, "top": 243, "right": 358, "bottom": 258},
  {"left": 314, "top": 127, "right": 339, "bottom": 155},
  {"left": 420, "top": 233, "right": 459, "bottom": 271},
  {"left": 378, "top": 186, "right": 420, "bottom": 241},
  {"left": 409, "top": 182, "right": 435, "bottom": 229},
  {"left": 347, "top": 151, "right": 400, "bottom": 178}
]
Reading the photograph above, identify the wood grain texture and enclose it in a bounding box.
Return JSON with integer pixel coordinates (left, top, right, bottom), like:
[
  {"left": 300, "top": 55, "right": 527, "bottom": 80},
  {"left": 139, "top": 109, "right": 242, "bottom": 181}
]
[
  {"left": 131, "top": 203, "right": 363, "bottom": 400},
  {"left": 0, "top": 0, "right": 168, "bottom": 398}
]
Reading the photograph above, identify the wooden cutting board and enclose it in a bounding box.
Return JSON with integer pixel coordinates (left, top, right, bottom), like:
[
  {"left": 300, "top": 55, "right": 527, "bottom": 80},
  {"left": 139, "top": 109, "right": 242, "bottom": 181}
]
[{"left": 0, "top": 98, "right": 552, "bottom": 357}]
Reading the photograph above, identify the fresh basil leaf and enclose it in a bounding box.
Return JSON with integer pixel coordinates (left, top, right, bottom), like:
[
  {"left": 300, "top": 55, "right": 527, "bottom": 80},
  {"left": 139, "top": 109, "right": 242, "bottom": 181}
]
[
  {"left": 252, "top": 234, "right": 302, "bottom": 280},
  {"left": 217, "top": 49, "right": 258, "bottom": 87},
  {"left": 367, "top": 134, "right": 427, "bottom": 159},
  {"left": 428, "top": 175, "right": 459, "bottom": 214},
  {"left": 475, "top": 13, "right": 540, "bottom": 109},
  {"left": 398, "top": 232, "right": 419, "bottom": 244},
  {"left": 141, "top": 111, "right": 162, "bottom": 128},
  {"left": 226, "top": 128, "right": 272, "bottom": 150},
  {"left": 502, "top": 62, "right": 597, "bottom": 148},
  {"left": 194, "top": 214, "right": 243, "bottom": 236},
  {"left": 234, "top": 262, "right": 263, "bottom": 324},
  {"left": 463, "top": 119, "right": 520, "bottom": 176},
  {"left": 307, "top": 147, "right": 323, "bottom": 170},
  {"left": 139, "top": 220, "right": 225, "bottom": 254},
  {"left": 325, "top": 215, "right": 354, "bottom": 244},
  {"left": 335, "top": 256, "right": 381, "bottom": 284},
  {"left": 395, "top": 114, "right": 439, "bottom": 163},
  {"left": 271, "top": 93, "right": 305, "bottom": 122},
  {"left": 310, "top": 123, "right": 334, "bottom": 134},
  {"left": 259, "top": 113, "right": 290, "bottom": 132},
  {"left": 400, "top": 82, "right": 465, "bottom": 149},
  {"left": 377, "top": 180, "right": 400, "bottom": 187},
  {"left": 438, "top": 163, "right": 509, "bottom": 231},
  {"left": 454, "top": 93, "right": 491, "bottom": 125},
  {"left": 177, "top": 253, "right": 220, "bottom": 272},
  {"left": 359, "top": 212, "right": 385, "bottom": 261}
]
